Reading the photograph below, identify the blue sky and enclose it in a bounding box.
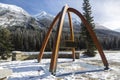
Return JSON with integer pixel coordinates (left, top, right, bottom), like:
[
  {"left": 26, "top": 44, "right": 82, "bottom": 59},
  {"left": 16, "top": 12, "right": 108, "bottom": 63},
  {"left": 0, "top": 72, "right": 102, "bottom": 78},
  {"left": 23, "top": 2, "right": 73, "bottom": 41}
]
[
  {"left": 0, "top": 0, "right": 120, "bottom": 30},
  {"left": 0, "top": 0, "right": 83, "bottom": 15}
]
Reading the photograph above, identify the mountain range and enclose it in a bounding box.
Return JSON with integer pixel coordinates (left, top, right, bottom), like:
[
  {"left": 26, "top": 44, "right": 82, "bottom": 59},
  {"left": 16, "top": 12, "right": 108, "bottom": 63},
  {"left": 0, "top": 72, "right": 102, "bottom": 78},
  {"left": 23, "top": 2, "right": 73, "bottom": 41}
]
[
  {"left": 0, "top": 2, "right": 120, "bottom": 38},
  {"left": 115, "top": 28, "right": 120, "bottom": 32}
]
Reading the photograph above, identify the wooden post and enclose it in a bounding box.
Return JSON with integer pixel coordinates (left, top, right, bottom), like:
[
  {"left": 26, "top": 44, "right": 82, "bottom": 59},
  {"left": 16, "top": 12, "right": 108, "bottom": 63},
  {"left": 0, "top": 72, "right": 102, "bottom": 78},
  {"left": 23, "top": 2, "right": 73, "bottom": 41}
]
[
  {"left": 68, "top": 8, "right": 109, "bottom": 69},
  {"left": 37, "top": 12, "right": 61, "bottom": 62},
  {"left": 49, "top": 4, "right": 69, "bottom": 74},
  {"left": 68, "top": 12, "right": 75, "bottom": 61}
]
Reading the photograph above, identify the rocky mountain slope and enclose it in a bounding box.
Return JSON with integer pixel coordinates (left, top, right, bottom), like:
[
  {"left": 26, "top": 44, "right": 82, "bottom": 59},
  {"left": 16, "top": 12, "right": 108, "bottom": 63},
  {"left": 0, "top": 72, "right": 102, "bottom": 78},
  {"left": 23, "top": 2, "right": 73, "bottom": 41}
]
[{"left": 0, "top": 3, "right": 40, "bottom": 30}]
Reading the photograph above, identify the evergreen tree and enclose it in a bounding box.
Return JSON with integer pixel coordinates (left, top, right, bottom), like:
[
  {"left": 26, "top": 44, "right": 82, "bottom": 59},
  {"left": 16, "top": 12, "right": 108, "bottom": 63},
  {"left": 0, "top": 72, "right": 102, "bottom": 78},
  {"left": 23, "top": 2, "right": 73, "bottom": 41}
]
[
  {"left": 80, "top": 0, "right": 96, "bottom": 57},
  {"left": 0, "top": 27, "right": 13, "bottom": 59}
]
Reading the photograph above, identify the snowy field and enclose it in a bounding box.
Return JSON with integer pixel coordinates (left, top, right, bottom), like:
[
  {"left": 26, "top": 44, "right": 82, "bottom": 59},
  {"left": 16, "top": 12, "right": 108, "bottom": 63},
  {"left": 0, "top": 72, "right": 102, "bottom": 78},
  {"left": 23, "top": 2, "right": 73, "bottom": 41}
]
[{"left": 0, "top": 51, "right": 120, "bottom": 80}]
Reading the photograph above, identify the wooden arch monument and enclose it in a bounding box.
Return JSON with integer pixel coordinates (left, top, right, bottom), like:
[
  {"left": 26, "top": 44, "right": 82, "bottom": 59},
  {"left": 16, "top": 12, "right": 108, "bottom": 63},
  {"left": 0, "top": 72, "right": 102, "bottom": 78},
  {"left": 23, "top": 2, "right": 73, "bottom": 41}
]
[{"left": 38, "top": 4, "right": 109, "bottom": 74}]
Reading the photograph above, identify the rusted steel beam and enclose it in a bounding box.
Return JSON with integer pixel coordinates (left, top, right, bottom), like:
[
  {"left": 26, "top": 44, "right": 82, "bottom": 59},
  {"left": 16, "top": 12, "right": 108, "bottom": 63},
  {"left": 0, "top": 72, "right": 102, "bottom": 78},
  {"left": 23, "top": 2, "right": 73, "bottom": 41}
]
[
  {"left": 49, "top": 4, "right": 69, "bottom": 74},
  {"left": 68, "top": 8, "right": 109, "bottom": 69},
  {"left": 37, "top": 12, "right": 61, "bottom": 62},
  {"left": 68, "top": 12, "right": 75, "bottom": 61}
]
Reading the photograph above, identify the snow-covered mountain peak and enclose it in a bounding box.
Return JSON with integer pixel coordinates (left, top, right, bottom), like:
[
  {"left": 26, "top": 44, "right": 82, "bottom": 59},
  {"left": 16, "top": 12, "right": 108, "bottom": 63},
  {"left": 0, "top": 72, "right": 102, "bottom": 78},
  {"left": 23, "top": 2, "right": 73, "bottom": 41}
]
[
  {"left": 35, "top": 11, "right": 47, "bottom": 18},
  {"left": 0, "top": 3, "right": 33, "bottom": 28},
  {"left": 95, "top": 23, "right": 111, "bottom": 30},
  {"left": 0, "top": 3, "right": 30, "bottom": 16},
  {"left": 114, "top": 28, "right": 120, "bottom": 32},
  {"left": 35, "top": 11, "right": 54, "bottom": 20},
  {"left": 39, "top": 11, "right": 47, "bottom": 16}
]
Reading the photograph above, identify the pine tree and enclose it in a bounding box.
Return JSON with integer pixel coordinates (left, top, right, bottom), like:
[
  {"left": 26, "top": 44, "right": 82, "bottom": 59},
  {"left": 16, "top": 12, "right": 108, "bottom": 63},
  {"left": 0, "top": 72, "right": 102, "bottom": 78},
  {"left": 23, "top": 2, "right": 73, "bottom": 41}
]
[
  {"left": 80, "top": 0, "right": 96, "bottom": 57},
  {"left": 0, "top": 27, "right": 13, "bottom": 59}
]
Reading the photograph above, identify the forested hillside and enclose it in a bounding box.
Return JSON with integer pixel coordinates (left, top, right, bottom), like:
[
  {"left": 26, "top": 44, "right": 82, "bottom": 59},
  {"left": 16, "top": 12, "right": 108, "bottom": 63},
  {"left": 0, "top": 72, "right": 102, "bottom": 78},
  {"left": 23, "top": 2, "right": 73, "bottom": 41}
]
[{"left": 9, "top": 28, "right": 120, "bottom": 51}]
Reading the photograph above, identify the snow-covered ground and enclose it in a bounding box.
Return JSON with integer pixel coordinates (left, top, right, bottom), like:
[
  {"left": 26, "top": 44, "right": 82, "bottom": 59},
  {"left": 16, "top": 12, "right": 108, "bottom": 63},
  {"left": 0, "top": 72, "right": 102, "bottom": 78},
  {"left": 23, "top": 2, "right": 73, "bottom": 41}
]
[{"left": 0, "top": 51, "right": 120, "bottom": 80}]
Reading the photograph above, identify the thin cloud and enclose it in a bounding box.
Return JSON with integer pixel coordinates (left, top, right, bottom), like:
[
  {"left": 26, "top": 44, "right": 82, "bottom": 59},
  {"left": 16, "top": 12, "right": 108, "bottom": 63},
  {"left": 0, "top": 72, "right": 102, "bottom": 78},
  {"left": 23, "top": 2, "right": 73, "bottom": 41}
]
[{"left": 92, "top": 0, "right": 120, "bottom": 29}]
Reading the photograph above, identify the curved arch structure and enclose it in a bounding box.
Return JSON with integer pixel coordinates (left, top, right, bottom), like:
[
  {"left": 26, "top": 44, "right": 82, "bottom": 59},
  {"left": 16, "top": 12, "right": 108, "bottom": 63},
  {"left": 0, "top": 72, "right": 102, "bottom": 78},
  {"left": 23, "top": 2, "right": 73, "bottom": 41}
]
[{"left": 38, "top": 4, "right": 109, "bottom": 74}]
